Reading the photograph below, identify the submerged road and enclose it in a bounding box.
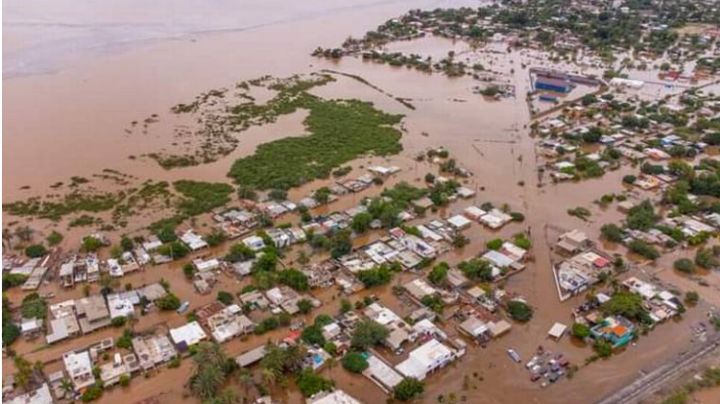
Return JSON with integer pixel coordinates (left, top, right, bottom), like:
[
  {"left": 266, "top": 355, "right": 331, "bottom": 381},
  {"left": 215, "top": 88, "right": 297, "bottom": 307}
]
[{"left": 596, "top": 332, "right": 720, "bottom": 404}]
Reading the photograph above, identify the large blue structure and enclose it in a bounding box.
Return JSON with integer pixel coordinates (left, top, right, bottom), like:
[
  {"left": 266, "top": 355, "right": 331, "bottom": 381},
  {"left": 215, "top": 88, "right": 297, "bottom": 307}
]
[{"left": 534, "top": 76, "right": 571, "bottom": 93}]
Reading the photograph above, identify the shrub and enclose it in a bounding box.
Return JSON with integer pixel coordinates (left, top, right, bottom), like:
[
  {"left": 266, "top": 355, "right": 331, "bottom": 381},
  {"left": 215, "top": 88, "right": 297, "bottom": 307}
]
[
  {"left": 277, "top": 268, "right": 310, "bottom": 292},
  {"left": 46, "top": 230, "right": 64, "bottom": 246},
  {"left": 507, "top": 300, "right": 533, "bottom": 322},
  {"left": 593, "top": 339, "right": 612, "bottom": 358},
  {"left": 628, "top": 240, "right": 660, "bottom": 260},
  {"left": 156, "top": 293, "right": 182, "bottom": 311},
  {"left": 673, "top": 258, "right": 696, "bottom": 274},
  {"left": 393, "top": 377, "right": 424, "bottom": 401},
  {"left": 486, "top": 238, "right": 503, "bottom": 250},
  {"left": 217, "top": 291, "right": 234, "bottom": 305},
  {"left": 695, "top": 248, "right": 719, "bottom": 269},
  {"left": 81, "top": 383, "right": 104, "bottom": 402},
  {"left": 25, "top": 244, "right": 48, "bottom": 258},
  {"left": 571, "top": 323, "right": 591, "bottom": 339},
  {"left": 82, "top": 236, "right": 104, "bottom": 252},
  {"left": 297, "top": 298, "right": 313, "bottom": 314},
  {"left": 342, "top": 352, "right": 369, "bottom": 373},
  {"left": 296, "top": 369, "right": 334, "bottom": 397},
  {"left": 600, "top": 223, "right": 624, "bottom": 243},
  {"left": 351, "top": 320, "right": 389, "bottom": 350},
  {"left": 183, "top": 263, "right": 195, "bottom": 279},
  {"left": 111, "top": 316, "right": 128, "bottom": 327},
  {"left": 684, "top": 291, "right": 699, "bottom": 306}
]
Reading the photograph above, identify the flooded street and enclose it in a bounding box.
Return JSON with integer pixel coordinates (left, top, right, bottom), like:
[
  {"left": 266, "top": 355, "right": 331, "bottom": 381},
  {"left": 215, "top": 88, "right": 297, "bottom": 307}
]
[{"left": 4, "top": 1, "right": 720, "bottom": 403}]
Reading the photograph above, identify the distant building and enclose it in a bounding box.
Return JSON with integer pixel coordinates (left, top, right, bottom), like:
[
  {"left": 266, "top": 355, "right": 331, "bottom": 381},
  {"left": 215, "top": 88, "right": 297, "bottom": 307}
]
[
  {"left": 534, "top": 76, "right": 571, "bottom": 93},
  {"left": 307, "top": 389, "right": 362, "bottom": 404}
]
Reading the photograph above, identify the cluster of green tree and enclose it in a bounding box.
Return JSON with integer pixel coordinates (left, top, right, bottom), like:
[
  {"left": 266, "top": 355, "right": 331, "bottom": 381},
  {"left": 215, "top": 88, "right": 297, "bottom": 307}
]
[
  {"left": 601, "top": 291, "right": 653, "bottom": 324},
  {"left": 3, "top": 295, "right": 20, "bottom": 346},
  {"left": 228, "top": 95, "right": 403, "bottom": 190},
  {"left": 189, "top": 342, "right": 237, "bottom": 401},
  {"left": 421, "top": 294, "right": 445, "bottom": 314},
  {"left": 357, "top": 262, "right": 400, "bottom": 287},
  {"left": 301, "top": 314, "right": 334, "bottom": 346},
  {"left": 458, "top": 258, "right": 494, "bottom": 282},
  {"left": 224, "top": 243, "right": 256, "bottom": 262},
  {"left": 258, "top": 342, "right": 333, "bottom": 396},
  {"left": 21, "top": 293, "right": 47, "bottom": 319},
  {"left": 173, "top": 180, "right": 234, "bottom": 216},
  {"left": 507, "top": 300, "right": 533, "bottom": 322}
]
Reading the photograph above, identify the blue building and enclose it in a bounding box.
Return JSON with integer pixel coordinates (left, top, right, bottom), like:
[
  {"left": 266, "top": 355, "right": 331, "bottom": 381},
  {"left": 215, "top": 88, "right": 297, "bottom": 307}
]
[{"left": 535, "top": 76, "right": 571, "bottom": 93}]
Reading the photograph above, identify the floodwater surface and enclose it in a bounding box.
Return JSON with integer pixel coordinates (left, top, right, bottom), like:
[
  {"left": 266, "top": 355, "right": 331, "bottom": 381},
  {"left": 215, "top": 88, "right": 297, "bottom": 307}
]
[{"left": 3, "top": 1, "right": 719, "bottom": 403}]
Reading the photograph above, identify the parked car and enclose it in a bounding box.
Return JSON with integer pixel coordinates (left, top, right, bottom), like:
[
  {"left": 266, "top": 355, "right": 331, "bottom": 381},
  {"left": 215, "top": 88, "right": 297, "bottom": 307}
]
[
  {"left": 507, "top": 348, "right": 521, "bottom": 363},
  {"left": 177, "top": 301, "right": 190, "bottom": 313}
]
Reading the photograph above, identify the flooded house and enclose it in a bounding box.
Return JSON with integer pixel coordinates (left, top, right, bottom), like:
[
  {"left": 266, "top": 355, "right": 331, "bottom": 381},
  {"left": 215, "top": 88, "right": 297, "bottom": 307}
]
[
  {"left": 63, "top": 350, "right": 95, "bottom": 391},
  {"left": 553, "top": 250, "right": 612, "bottom": 301},
  {"left": 395, "top": 338, "right": 462, "bottom": 381},
  {"left": 46, "top": 301, "right": 81, "bottom": 344},
  {"left": 590, "top": 316, "right": 636, "bottom": 348},
  {"left": 75, "top": 295, "right": 111, "bottom": 333},
  {"left": 132, "top": 334, "right": 177, "bottom": 371},
  {"left": 169, "top": 321, "right": 208, "bottom": 350}
]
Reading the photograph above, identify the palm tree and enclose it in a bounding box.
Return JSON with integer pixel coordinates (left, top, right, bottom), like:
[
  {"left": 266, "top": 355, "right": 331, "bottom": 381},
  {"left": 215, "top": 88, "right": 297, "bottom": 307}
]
[
  {"left": 261, "top": 367, "right": 277, "bottom": 387},
  {"left": 237, "top": 369, "right": 254, "bottom": 395},
  {"left": 2, "top": 228, "right": 13, "bottom": 250},
  {"left": 59, "top": 378, "right": 74, "bottom": 397},
  {"left": 14, "top": 226, "right": 34, "bottom": 243},
  {"left": 216, "top": 387, "right": 239, "bottom": 404}
]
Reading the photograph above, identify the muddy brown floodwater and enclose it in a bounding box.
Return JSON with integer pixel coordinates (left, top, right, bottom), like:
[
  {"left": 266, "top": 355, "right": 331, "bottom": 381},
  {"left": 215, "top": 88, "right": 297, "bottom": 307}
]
[{"left": 4, "top": 0, "right": 720, "bottom": 403}]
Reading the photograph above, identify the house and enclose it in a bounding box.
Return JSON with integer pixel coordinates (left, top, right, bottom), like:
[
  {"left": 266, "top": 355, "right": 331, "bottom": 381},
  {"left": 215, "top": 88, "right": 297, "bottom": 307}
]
[
  {"left": 403, "top": 278, "right": 438, "bottom": 303},
  {"left": 463, "top": 206, "right": 486, "bottom": 221},
  {"left": 239, "top": 290, "right": 270, "bottom": 310},
  {"left": 556, "top": 230, "right": 591, "bottom": 254},
  {"left": 99, "top": 353, "right": 133, "bottom": 386},
  {"left": 75, "top": 295, "right": 111, "bottom": 333},
  {"left": 181, "top": 229, "right": 208, "bottom": 251},
  {"left": 395, "top": 338, "right": 460, "bottom": 381},
  {"left": 132, "top": 334, "right": 177, "bottom": 370},
  {"left": 479, "top": 209, "right": 512, "bottom": 229},
  {"left": 446, "top": 268, "right": 470, "bottom": 289},
  {"left": 235, "top": 345, "right": 267, "bottom": 368},
  {"left": 457, "top": 316, "right": 489, "bottom": 340},
  {"left": 206, "top": 304, "right": 255, "bottom": 343},
  {"left": 363, "top": 354, "right": 404, "bottom": 393},
  {"left": 169, "top": 321, "right": 207, "bottom": 349},
  {"left": 20, "top": 318, "right": 43, "bottom": 336},
  {"left": 590, "top": 316, "right": 635, "bottom": 348},
  {"left": 106, "top": 293, "right": 135, "bottom": 319},
  {"left": 554, "top": 250, "right": 611, "bottom": 299},
  {"left": 63, "top": 350, "right": 95, "bottom": 390},
  {"left": 307, "top": 389, "right": 362, "bottom": 404},
  {"left": 242, "top": 235, "right": 266, "bottom": 251},
  {"left": 193, "top": 258, "right": 221, "bottom": 272},
  {"left": 6, "top": 383, "right": 53, "bottom": 404},
  {"left": 447, "top": 214, "right": 472, "bottom": 230},
  {"left": 364, "top": 303, "right": 413, "bottom": 351}
]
